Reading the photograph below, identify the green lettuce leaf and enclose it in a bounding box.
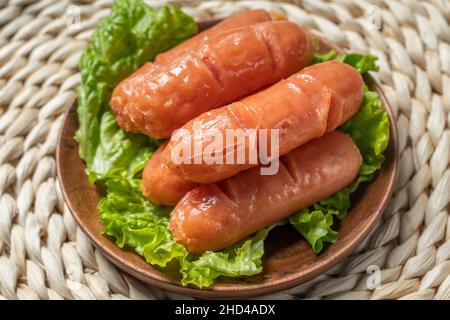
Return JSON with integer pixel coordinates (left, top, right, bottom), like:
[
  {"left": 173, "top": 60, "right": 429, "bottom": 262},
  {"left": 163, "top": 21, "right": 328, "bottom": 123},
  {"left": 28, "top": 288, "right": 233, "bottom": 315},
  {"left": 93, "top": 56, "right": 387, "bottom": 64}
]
[
  {"left": 312, "top": 49, "right": 379, "bottom": 74},
  {"left": 76, "top": 0, "right": 197, "bottom": 181},
  {"left": 312, "top": 49, "right": 336, "bottom": 64},
  {"left": 289, "top": 209, "right": 338, "bottom": 254},
  {"left": 180, "top": 223, "right": 283, "bottom": 288},
  {"left": 87, "top": 111, "right": 153, "bottom": 181},
  {"left": 289, "top": 52, "right": 390, "bottom": 253},
  {"left": 336, "top": 52, "right": 380, "bottom": 74},
  {"left": 99, "top": 178, "right": 186, "bottom": 267}
]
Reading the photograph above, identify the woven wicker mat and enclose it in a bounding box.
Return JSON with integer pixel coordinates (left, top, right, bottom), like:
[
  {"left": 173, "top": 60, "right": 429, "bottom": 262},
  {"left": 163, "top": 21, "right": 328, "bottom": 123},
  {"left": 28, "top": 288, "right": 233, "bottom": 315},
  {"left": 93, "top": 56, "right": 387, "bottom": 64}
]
[{"left": 0, "top": 0, "right": 449, "bottom": 300}]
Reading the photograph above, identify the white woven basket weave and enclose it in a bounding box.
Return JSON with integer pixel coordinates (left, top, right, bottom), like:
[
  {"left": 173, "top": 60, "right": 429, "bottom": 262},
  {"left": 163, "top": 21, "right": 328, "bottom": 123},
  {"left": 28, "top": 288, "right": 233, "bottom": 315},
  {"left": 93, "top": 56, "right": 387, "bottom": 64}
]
[{"left": 0, "top": 0, "right": 449, "bottom": 300}]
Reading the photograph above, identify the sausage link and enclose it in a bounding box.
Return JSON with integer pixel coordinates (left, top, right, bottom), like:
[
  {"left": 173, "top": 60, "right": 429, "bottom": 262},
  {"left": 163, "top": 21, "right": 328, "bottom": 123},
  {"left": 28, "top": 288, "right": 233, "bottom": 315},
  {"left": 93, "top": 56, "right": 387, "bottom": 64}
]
[
  {"left": 110, "top": 21, "right": 312, "bottom": 138},
  {"left": 141, "top": 142, "right": 198, "bottom": 206},
  {"left": 112, "top": 10, "right": 273, "bottom": 132},
  {"left": 164, "top": 61, "right": 363, "bottom": 183},
  {"left": 169, "top": 131, "right": 362, "bottom": 253},
  {"left": 155, "top": 9, "right": 273, "bottom": 64}
]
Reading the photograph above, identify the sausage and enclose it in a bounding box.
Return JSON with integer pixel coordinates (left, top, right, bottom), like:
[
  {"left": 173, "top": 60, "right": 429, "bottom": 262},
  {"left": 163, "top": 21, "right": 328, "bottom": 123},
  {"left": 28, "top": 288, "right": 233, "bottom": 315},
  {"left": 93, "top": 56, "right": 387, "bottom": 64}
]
[
  {"left": 112, "top": 62, "right": 157, "bottom": 132},
  {"left": 169, "top": 131, "right": 362, "bottom": 253},
  {"left": 110, "top": 21, "right": 312, "bottom": 138},
  {"left": 164, "top": 61, "right": 364, "bottom": 183},
  {"left": 155, "top": 9, "right": 273, "bottom": 64},
  {"left": 112, "top": 10, "right": 274, "bottom": 132},
  {"left": 141, "top": 142, "right": 198, "bottom": 206}
]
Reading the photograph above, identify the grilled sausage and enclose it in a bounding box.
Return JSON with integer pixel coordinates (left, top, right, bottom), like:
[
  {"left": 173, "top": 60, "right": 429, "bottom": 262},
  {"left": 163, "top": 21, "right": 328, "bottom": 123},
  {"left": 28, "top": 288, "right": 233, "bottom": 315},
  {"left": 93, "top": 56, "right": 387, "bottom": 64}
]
[
  {"left": 164, "top": 61, "right": 364, "bottom": 183},
  {"left": 112, "top": 9, "right": 274, "bottom": 132},
  {"left": 110, "top": 21, "right": 312, "bottom": 138},
  {"left": 141, "top": 142, "right": 198, "bottom": 206},
  {"left": 169, "top": 131, "right": 362, "bottom": 253},
  {"left": 155, "top": 9, "right": 273, "bottom": 64}
]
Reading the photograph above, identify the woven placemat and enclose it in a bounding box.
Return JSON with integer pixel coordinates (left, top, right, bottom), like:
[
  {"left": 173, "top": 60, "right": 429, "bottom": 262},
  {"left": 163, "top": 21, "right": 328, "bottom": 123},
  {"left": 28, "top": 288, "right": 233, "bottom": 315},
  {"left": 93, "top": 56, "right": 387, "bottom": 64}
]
[{"left": 0, "top": 0, "right": 449, "bottom": 300}]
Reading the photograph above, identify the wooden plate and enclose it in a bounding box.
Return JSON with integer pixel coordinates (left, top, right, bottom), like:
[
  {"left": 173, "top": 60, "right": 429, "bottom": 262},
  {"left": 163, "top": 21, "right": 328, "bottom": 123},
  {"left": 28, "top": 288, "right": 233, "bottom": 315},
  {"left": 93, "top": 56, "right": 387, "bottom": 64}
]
[{"left": 56, "top": 21, "right": 398, "bottom": 299}]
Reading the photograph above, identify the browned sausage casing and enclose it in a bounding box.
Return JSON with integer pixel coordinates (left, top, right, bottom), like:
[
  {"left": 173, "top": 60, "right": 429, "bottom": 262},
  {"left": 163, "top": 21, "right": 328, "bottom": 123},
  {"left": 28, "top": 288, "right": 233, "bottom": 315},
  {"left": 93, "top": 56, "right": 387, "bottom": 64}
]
[
  {"left": 111, "top": 9, "right": 273, "bottom": 132},
  {"left": 141, "top": 142, "right": 198, "bottom": 206},
  {"left": 164, "top": 61, "right": 364, "bottom": 183},
  {"left": 169, "top": 131, "right": 362, "bottom": 254},
  {"left": 110, "top": 21, "right": 312, "bottom": 138},
  {"left": 155, "top": 9, "right": 273, "bottom": 64}
]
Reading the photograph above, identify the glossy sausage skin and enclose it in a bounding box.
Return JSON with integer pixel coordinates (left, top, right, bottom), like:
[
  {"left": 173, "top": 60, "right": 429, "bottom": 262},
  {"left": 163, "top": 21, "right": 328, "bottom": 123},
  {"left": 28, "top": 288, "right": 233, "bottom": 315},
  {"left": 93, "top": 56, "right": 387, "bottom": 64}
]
[
  {"left": 141, "top": 142, "right": 198, "bottom": 206},
  {"left": 169, "top": 131, "right": 362, "bottom": 253},
  {"left": 112, "top": 10, "right": 273, "bottom": 132},
  {"left": 110, "top": 21, "right": 312, "bottom": 138},
  {"left": 164, "top": 61, "right": 364, "bottom": 183},
  {"left": 112, "top": 62, "right": 156, "bottom": 132},
  {"left": 155, "top": 9, "right": 272, "bottom": 64}
]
